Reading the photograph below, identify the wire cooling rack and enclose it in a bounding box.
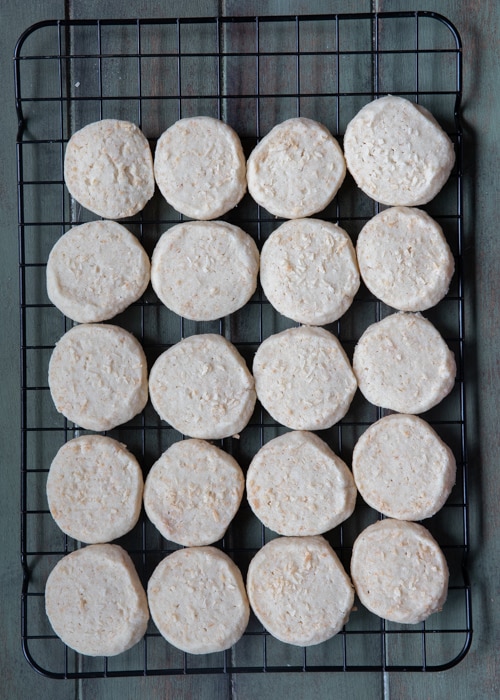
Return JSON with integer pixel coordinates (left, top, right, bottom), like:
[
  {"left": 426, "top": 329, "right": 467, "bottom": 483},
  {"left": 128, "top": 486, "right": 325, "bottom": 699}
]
[{"left": 15, "top": 11, "right": 471, "bottom": 678}]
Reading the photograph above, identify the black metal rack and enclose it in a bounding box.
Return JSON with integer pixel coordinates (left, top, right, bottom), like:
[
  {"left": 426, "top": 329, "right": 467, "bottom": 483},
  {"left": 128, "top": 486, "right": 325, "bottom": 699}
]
[{"left": 15, "top": 12, "right": 471, "bottom": 678}]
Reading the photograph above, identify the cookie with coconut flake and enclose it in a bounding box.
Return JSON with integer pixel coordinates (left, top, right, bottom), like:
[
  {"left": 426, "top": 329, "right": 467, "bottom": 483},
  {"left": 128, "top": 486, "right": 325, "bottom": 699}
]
[
  {"left": 260, "top": 218, "right": 359, "bottom": 325},
  {"left": 352, "top": 414, "right": 456, "bottom": 520},
  {"left": 46, "top": 220, "right": 150, "bottom": 323},
  {"left": 149, "top": 334, "right": 256, "bottom": 440},
  {"left": 247, "top": 430, "right": 356, "bottom": 536},
  {"left": 64, "top": 119, "right": 154, "bottom": 219},
  {"left": 147, "top": 546, "right": 249, "bottom": 654},
  {"left": 246, "top": 535, "right": 354, "bottom": 646},
  {"left": 47, "top": 435, "right": 143, "bottom": 543},
  {"left": 247, "top": 117, "right": 346, "bottom": 218},
  {"left": 253, "top": 326, "right": 357, "bottom": 431},
  {"left": 352, "top": 312, "right": 456, "bottom": 414},
  {"left": 45, "top": 544, "right": 149, "bottom": 656},
  {"left": 151, "top": 221, "right": 259, "bottom": 321},
  {"left": 144, "top": 438, "right": 244, "bottom": 546},
  {"left": 350, "top": 519, "right": 449, "bottom": 624},
  {"left": 48, "top": 323, "right": 148, "bottom": 432},
  {"left": 154, "top": 116, "right": 247, "bottom": 219},
  {"left": 344, "top": 95, "right": 455, "bottom": 206},
  {"left": 356, "top": 207, "right": 454, "bottom": 311}
]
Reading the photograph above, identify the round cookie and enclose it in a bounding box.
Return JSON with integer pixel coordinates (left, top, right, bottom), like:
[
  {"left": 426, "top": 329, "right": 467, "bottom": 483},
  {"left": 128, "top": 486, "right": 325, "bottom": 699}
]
[
  {"left": 149, "top": 334, "right": 256, "bottom": 440},
  {"left": 343, "top": 95, "right": 455, "bottom": 206},
  {"left": 151, "top": 221, "right": 259, "bottom": 321},
  {"left": 64, "top": 119, "right": 154, "bottom": 219},
  {"left": 144, "top": 439, "right": 244, "bottom": 546},
  {"left": 253, "top": 326, "right": 357, "bottom": 430},
  {"left": 47, "top": 435, "right": 144, "bottom": 543},
  {"left": 45, "top": 544, "right": 149, "bottom": 656},
  {"left": 46, "top": 220, "right": 150, "bottom": 323},
  {"left": 352, "top": 414, "right": 456, "bottom": 520},
  {"left": 48, "top": 323, "right": 148, "bottom": 432},
  {"left": 356, "top": 207, "right": 455, "bottom": 311},
  {"left": 153, "top": 116, "right": 246, "bottom": 219},
  {"left": 246, "top": 431, "right": 356, "bottom": 536},
  {"left": 350, "top": 519, "right": 449, "bottom": 624},
  {"left": 247, "top": 117, "right": 346, "bottom": 218},
  {"left": 352, "top": 312, "right": 456, "bottom": 414},
  {"left": 147, "top": 546, "right": 249, "bottom": 654},
  {"left": 260, "top": 218, "right": 360, "bottom": 325},
  {"left": 246, "top": 535, "right": 354, "bottom": 646}
]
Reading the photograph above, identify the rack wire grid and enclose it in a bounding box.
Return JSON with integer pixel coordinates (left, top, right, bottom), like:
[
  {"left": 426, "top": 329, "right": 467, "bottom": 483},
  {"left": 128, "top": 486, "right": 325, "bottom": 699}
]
[{"left": 15, "top": 11, "right": 471, "bottom": 678}]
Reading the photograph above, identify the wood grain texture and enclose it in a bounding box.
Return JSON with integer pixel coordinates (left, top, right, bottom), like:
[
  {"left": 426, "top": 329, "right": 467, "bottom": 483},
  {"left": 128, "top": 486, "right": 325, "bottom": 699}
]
[
  {"left": 1, "top": 5, "right": 74, "bottom": 700},
  {"left": 374, "top": 1, "right": 500, "bottom": 699},
  {"left": 2, "top": 0, "right": 499, "bottom": 698},
  {"left": 70, "top": 7, "right": 231, "bottom": 700},
  {"left": 223, "top": 0, "right": 372, "bottom": 15},
  {"left": 374, "top": 3, "right": 499, "bottom": 699}
]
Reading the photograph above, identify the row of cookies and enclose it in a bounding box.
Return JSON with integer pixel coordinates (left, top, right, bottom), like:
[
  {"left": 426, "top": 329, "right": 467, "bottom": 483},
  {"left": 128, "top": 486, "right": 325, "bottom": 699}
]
[
  {"left": 46, "top": 419, "right": 454, "bottom": 548},
  {"left": 340, "top": 98, "right": 457, "bottom": 637},
  {"left": 46, "top": 207, "right": 454, "bottom": 327},
  {"left": 64, "top": 95, "right": 455, "bottom": 223},
  {"left": 45, "top": 530, "right": 448, "bottom": 656},
  {"left": 45, "top": 541, "right": 250, "bottom": 657},
  {"left": 47, "top": 312, "right": 456, "bottom": 437},
  {"left": 46, "top": 435, "right": 243, "bottom": 547}
]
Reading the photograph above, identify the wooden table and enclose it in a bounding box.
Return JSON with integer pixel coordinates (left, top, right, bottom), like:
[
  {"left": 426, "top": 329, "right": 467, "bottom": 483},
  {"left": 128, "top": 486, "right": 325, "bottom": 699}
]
[{"left": 1, "top": 1, "right": 498, "bottom": 698}]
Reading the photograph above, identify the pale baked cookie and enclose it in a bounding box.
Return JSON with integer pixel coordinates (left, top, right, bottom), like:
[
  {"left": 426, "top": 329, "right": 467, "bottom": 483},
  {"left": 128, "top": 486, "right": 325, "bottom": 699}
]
[
  {"left": 144, "top": 439, "right": 244, "bottom": 546},
  {"left": 149, "top": 334, "right": 256, "bottom": 439},
  {"left": 246, "top": 535, "right": 354, "bottom": 646},
  {"left": 260, "top": 218, "right": 359, "bottom": 324},
  {"left": 253, "top": 326, "right": 357, "bottom": 430},
  {"left": 247, "top": 117, "right": 346, "bottom": 218},
  {"left": 46, "top": 220, "right": 150, "bottom": 323},
  {"left": 356, "top": 207, "right": 454, "bottom": 311},
  {"left": 153, "top": 116, "right": 246, "bottom": 219},
  {"left": 350, "top": 519, "right": 449, "bottom": 624},
  {"left": 47, "top": 435, "right": 143, "bottom": 543},
  {"left": 352, "top": 312, "right": 456, "bottom": 414},
  {"left": 344, "top": 95, "right": 455, "bottom": 206},
  {"left": 64, "top": 119, "right": 154, "bottom": 219},
  {"left": 352, "top": 414, "right": 456, "bottom": 520},
  {"left": 45, "top": 544, "right": 149, "bottom": 656},
  {"left": 147, "top": 546, "right": 249, "bottom": 654},
  {"left": 48, "top": 324, "right": 148, "bottom": 432},
  {"left": 246, "top": 431, "right": 356, "bottom": 536},
  {"left": 151, "top": 221, "right": 259, "bottom": 321}
]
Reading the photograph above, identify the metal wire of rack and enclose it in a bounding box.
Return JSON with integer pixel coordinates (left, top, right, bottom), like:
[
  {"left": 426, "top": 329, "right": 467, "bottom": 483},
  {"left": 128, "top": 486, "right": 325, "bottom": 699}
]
[{"left": 15, "top": 11, "right": 471, "bottom": 678}]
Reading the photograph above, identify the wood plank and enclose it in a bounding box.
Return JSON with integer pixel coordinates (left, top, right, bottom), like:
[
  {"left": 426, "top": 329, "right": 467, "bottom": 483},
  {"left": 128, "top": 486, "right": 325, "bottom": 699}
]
[
  {"left": 67, "top": 5, "right": 230, "bottom": 700},
  {"left": 223, "top": 0, "right": 372, "bottom": 15},
  {"left": 68, "top": 0, "right": 222, "bottom": 20},
  {"left": 219, "top": 13, "right": 382, "bottom": 700},
  {"left": 376, "top": 0, "right": 500, "bottom": 695},
  {"left": 1, "top": 2, "right": 79, "bottom": 697}
]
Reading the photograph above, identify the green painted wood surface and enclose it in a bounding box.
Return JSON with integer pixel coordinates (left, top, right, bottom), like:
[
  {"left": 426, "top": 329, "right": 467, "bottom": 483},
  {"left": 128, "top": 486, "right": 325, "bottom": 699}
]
[{"left": 2, "top": 0, "right": 499, "bottom": 698}]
